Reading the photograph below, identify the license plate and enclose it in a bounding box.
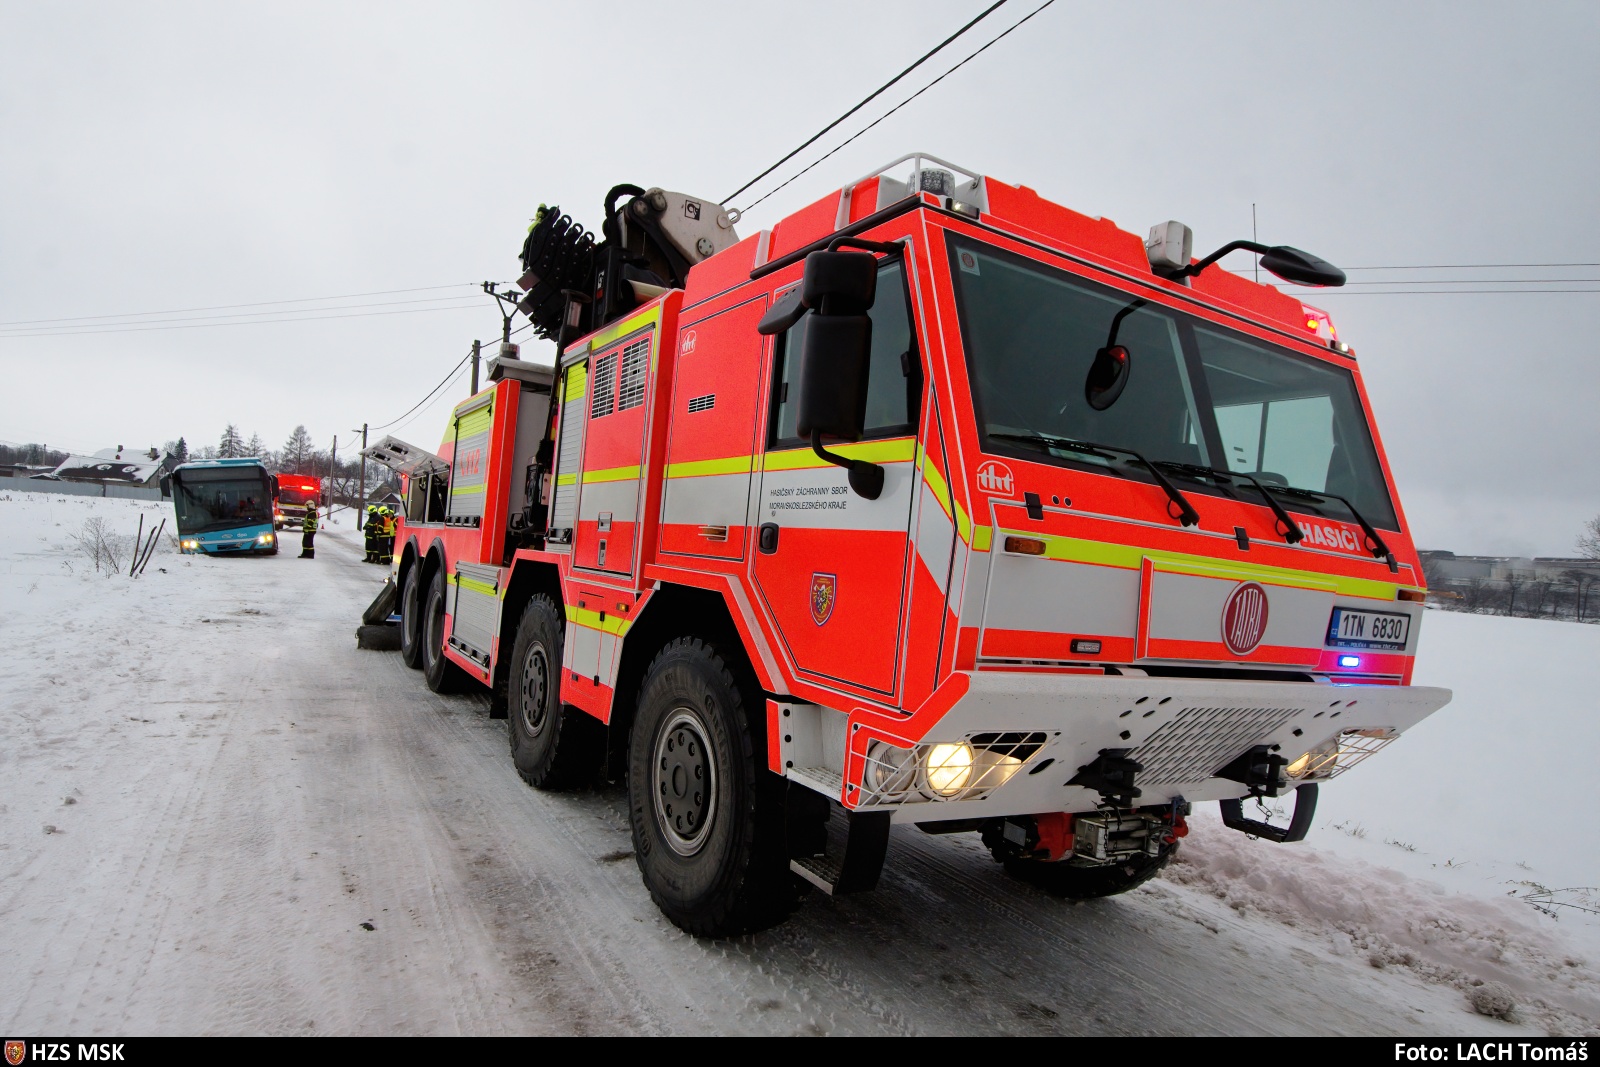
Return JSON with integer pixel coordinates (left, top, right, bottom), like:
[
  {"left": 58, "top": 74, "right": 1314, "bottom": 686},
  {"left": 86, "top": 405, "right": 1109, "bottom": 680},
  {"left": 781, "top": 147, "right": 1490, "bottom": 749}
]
[{"left": 1326, "top": 607, "right": 1410, "bottom": 650}]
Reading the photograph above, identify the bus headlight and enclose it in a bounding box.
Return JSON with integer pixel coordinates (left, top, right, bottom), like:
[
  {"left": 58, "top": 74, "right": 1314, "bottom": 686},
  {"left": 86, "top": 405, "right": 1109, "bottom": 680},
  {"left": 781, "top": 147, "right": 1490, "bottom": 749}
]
[
  {"left": 181, "top": 539, "right": 199, "bottom": 551},
  {"left": 258, "top": 533, "right": 274, "bottom": 543}
]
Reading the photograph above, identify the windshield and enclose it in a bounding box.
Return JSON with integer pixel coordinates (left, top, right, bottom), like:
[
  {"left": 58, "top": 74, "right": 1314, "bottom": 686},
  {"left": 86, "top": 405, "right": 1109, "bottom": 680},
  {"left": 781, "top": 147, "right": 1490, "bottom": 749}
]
[
  {"left": 172, "top": 467, "right": 273, "bottom": 534},
  {"left": 278, "top": 487, "right": 315, "bottom": 506},
  {"left": 948, "top": 234, "right": 1399, "bottom": 530}
]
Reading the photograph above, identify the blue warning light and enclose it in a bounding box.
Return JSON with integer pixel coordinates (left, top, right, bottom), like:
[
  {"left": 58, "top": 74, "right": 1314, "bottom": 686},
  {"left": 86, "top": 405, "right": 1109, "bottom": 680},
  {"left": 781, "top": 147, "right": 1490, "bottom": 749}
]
[{"left": 1338, "top": 654, "right": 1361, "bottom": 669}]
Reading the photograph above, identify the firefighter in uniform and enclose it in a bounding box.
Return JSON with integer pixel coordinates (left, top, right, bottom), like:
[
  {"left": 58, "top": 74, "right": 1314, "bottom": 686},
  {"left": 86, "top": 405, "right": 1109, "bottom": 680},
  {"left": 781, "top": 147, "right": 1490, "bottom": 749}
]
[
  {"left": 300, "top": 499, "right": 319, "bottom": 559},
  {"left": 363, "top": 505, "right": 380, "bottom": 563},
  {"left": 378, "top": 507, "right": 396, "bottom": 564}
]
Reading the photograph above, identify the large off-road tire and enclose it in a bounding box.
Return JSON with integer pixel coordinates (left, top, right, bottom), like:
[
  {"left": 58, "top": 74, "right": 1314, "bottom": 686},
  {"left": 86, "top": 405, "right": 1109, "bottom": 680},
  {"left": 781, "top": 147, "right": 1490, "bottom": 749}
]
[
  {"left": 1000, "top": 841, "right": 1179, "bottom": 900},
  {"left": 627, "top": 637, "right": 797, "bottom": 937},
  {"left": 421, "top": 569, "right": 466, "bottom": 694},
  {"left": 507, "top": 595, "right": 601, "bottom": 788},
  {"left": 399, "top": 566, "right": 424, "bottom": 669}
]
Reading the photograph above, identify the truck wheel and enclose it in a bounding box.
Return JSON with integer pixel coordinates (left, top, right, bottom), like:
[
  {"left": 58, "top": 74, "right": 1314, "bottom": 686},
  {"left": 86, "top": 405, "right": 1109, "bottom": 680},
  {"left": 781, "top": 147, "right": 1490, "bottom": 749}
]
[
  {"left": 399, "top": 567, "right": 423, "bottom": 669},
  {"left": 421, "top": 569, "right": 465, "bottom": 694},
  {"left": 507, "top": 595, "right": 600, "bottom": 788},
  {"left": 627, "top": 637, "right": 796, "bottom": 937},
  {"left": 999, "top": 842, "right": 1179, "bottom": 900}
]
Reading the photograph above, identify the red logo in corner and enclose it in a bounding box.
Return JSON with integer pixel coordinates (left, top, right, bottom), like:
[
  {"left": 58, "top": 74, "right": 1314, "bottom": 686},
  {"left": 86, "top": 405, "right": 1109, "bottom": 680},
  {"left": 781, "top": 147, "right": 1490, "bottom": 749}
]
[
  {"left": 810, "top": 573, "right": 836, "bottom": 626},
  {"left": 1221, "top": 582, "right": 1270, "bottom": 655},
  {"left": 976, "top": 460, "right": 1015, "bottom": 496},
  {"left": 7, "top": 1042, "right": 25, "bottom": 1066}
]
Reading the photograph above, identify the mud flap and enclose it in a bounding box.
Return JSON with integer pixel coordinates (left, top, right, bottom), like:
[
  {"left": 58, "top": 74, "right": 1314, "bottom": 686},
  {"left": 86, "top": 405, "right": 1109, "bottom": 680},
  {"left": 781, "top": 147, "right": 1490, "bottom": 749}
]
[
  {"left": 790, "top": 805, "right": 891, "bottom": 896},
  {"left": 1219, "top": 782, "right": 1319, "bottom": 843}
]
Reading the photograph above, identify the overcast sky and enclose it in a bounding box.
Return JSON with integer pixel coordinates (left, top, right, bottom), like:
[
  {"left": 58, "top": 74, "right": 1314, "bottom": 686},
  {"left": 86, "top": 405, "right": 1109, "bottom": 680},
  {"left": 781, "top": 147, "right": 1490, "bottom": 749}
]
[{"left": 2, "top": 1, "right": 1596, "bottom": 555}]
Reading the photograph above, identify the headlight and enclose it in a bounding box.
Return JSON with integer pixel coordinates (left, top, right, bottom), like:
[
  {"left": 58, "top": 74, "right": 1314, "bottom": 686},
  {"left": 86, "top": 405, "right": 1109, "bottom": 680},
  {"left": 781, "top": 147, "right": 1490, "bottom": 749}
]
[
  {"left": 1287, "top": 739, "right": 1339, "bottom": 780},
  {"left": 257, "top": 533, "right": 273, "bottom": 543},
  {"left": 181, "top": 539, "right": 198, "bottom": 550},
  {"left": 925, "top": 742, "right": 974, "bottom": 797}
]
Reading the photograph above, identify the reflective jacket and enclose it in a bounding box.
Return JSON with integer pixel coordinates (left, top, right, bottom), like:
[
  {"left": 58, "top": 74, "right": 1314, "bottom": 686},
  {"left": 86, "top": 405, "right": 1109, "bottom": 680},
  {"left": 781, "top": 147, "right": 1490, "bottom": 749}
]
[
  {"left": 380, "top": 515, "right": 395, "bottom": 536},
  {"left": 302, "top": 511, "right": 319, "bottom": 533}
]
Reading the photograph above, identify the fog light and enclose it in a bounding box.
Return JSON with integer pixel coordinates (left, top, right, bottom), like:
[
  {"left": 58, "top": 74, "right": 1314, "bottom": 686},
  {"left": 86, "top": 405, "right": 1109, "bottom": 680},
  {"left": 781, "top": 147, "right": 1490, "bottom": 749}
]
[
  {"left": 925, "top": 742, "right": 974, "bottom": 796},
  {"left": 865, "top": 741, "right": 915, "bottom": 798}
]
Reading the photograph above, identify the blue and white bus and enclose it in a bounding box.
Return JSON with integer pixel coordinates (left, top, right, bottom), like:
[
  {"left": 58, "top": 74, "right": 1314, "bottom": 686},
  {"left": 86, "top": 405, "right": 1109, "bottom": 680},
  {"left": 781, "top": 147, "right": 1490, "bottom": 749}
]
[{"left": 171, "top": 458, "right": 279, "bottom": 555}]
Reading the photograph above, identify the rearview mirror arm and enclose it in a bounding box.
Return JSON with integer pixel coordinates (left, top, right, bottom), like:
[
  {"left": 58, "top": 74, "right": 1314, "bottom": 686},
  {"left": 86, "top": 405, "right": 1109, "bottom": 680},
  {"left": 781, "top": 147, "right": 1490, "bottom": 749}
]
[
  {"left": 811, "top": 429, "right": 884, "bottom": 501},
  {"left": 1165, "top": 240, "right": 1269, "bottom": 281}
]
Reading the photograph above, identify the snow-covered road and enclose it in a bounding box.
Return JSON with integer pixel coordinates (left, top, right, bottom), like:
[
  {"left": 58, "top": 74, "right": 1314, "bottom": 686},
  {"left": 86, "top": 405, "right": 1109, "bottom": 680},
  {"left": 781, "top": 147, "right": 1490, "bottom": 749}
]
[{"left": 2, "top": 494, "right": 1596, "bottom": 1035}]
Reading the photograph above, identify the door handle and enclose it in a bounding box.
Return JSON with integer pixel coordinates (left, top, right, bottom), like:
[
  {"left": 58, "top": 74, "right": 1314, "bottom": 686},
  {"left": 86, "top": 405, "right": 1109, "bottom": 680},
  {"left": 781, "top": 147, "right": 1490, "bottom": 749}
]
[{"left": 758, "top": 522, "right": 779, "bottom": 554}]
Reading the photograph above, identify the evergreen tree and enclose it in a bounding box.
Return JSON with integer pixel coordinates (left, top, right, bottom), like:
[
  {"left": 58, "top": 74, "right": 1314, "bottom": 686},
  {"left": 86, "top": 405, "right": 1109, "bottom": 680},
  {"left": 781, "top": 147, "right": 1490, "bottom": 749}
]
[
  {"left": 219, "top": 424, "right": 244, "bottom": 458},
  {"left": 245, "top": 433, "right": 265, "bottom": 459},
  {"left": 281, "top": 425, "right": 316, "bottom": 474},
  {"left": 174, "top": 437, "right": 188, "bottom": 463}
]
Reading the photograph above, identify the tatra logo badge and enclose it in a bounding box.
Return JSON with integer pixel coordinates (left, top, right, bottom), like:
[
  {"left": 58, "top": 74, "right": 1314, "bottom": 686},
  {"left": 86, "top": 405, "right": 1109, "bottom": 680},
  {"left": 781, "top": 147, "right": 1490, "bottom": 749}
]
[
  {"left": 1221, "top": 581, "right": 1270, "bottom": 655},
  {"left": 810, "top": 573, "right": 836, "bottom": 627},
  {"left": 976, "top": 460, "right": 1015, "bottom": 496},
  {"left": 6, "top": 1041, "right": 25, "bottom": 1066}
]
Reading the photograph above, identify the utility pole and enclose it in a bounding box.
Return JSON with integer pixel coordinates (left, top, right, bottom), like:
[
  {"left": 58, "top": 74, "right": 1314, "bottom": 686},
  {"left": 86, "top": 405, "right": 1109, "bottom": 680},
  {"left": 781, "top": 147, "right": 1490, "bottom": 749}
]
[
  {"left": 329, "top": 434, "right": 337, "bottom": 519},
  {"left": 470, "top": 339, "right": 481, "bottom": 395},
  {"left": 354, "top": 422, "right": 368, "bottom": 517}
]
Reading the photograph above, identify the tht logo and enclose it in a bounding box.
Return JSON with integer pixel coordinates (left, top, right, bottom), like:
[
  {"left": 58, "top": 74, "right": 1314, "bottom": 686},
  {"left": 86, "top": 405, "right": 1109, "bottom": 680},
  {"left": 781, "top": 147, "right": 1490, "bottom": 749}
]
[
  {"left": 976, "top": 460, "right": 1015, "bottom": 496},
  {"left": 1221, "top": 581, "right": 1270, "bottom": 655},
  {"left": 679, "top": 330, "right": 697, "bottom": 356}
]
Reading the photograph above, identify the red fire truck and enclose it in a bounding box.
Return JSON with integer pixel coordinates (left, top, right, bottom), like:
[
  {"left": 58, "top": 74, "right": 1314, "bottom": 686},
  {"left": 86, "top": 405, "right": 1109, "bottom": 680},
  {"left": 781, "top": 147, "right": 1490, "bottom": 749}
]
[
  {"left": 274, "top": 473, "right": 321, "bottom": 529},
  {"left": 363, "top": 154, "right": 1449, "bottom": 936}
]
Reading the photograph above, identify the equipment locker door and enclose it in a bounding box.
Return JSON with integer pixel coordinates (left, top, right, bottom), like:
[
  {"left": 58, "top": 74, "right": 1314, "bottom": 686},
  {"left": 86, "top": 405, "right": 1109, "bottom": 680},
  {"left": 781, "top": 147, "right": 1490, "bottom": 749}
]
[
  {"left": 574, "top": 327, "right": 654, "bottom": 574},
  {"left": 753, "top": 258, "right": 922, "bottom": 696}
]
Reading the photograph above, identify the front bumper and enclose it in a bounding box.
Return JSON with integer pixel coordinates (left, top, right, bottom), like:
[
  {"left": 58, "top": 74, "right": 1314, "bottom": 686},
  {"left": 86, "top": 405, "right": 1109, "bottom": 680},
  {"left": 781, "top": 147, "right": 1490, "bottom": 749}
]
[{"left": 795, "top": 672, "right": 1451, "bottom": 822}]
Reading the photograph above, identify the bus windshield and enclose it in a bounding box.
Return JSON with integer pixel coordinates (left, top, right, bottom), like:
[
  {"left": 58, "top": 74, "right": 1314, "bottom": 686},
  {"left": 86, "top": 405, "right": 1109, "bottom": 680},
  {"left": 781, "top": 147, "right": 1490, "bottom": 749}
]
[
  {"left": 948, "top": 233, "right": 1399, "bottom": 530},
  {"left": 172, "top": 466, "right": 273, "bottom": 534}
]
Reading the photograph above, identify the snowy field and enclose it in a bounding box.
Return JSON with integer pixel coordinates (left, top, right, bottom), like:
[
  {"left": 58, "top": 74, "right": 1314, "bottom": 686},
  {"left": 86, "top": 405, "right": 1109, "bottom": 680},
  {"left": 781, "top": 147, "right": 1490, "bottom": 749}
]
[{"left": 1, "top": 492, "right": 1597, "bottom": 1036}]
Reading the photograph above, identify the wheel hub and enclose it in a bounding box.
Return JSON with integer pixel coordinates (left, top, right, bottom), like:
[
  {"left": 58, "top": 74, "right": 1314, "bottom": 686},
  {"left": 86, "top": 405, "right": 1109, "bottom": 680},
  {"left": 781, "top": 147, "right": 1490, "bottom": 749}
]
[
  {"left": 652, "top": 709, "right": 715, "bottom": 856},
  {"left": 519, "top": 642, "right": 549, "bottom": 737}
]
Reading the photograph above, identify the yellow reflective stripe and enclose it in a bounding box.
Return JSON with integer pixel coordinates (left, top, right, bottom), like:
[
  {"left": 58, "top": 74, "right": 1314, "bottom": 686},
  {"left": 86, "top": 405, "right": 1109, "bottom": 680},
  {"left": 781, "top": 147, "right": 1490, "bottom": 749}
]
[
  {"left": 563, "top": 603, "right": 633, "bottom": 636},
  {"left": 587, "top": 305, "right": 661, "bottom": 351},
  {"left": 996, "top": 530, "right": 1396, "bottom": 599},
  {"left": 916, "top": 445, "right": 972, "bottom": 538},
  {"left": 555, "top": 472, "right": 578, "bottom": 487},
  {"left": 450, "top": 484, "right": 485, "bottom": 496},
  {"left": 563, "top": 364, "right": 587, "bottom": 403},
  {"left": 582, "top": 465, "right": 640, "bottom": 484},
  {"left": 762, "top": 437, "right": 916, "bottom": 472},
  {"left": 448, "top": 573, "right": 498, "bottom": 598},
  {"left": 666, "top": 455, "right": 755, "bottom": 479},
  {"left": 455, "top": 406, "right": 493, "bottom": 439},
  {"left": 973, "top": 524, "right": 992, "bottom": 552}
]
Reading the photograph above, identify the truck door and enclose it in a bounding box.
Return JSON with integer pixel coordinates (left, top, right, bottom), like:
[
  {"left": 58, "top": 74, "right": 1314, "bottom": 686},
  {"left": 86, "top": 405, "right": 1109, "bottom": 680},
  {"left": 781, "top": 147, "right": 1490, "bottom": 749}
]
[
  {"left": 753, "top": 257, "right": 922, "bottom": 696},
  {"left": 572, "top": 324, "right": 655, "bottom": 575}
]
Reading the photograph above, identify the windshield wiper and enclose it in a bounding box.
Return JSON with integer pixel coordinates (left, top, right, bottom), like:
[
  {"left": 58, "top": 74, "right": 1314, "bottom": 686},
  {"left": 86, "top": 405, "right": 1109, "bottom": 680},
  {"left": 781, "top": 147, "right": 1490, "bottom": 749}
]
[
  {"left": 1257, "top": 483, "right": 1394, "bottom": 563},
  {"left": 989, "top": 432, "right": 1200, "bottom": 527},
  {"left": 1152, "top": 460, "right": 1305, "bottom": 545}
]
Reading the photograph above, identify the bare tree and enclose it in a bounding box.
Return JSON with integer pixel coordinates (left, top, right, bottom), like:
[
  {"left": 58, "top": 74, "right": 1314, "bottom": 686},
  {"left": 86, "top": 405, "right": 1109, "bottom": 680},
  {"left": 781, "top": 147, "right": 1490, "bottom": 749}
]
[
  {"left": 1502, "top": 572, "right": 1525, "bottom": 617},
  {"left": 69, "top": 517, "right": 129, "bottom": 575},
  {"left": 1565, "top": 569, "right": 1600, "bottom": 623},
  {"left": 1581, "top": 515, "right": 1600, "bottom": 560}
]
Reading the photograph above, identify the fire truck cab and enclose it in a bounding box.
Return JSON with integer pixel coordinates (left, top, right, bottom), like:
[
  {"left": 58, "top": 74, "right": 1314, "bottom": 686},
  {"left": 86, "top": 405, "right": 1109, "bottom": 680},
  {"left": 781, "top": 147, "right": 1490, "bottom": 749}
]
[{"left": 364, "top": 154, "right": 1449, "bottom": 936}]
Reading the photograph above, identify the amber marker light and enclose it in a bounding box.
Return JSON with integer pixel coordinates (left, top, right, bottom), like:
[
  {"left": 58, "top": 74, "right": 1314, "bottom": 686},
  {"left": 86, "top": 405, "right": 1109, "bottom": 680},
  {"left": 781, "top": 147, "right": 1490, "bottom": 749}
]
[{"left": 1004, "top": 536, "right": 1046, "bottom": 556}]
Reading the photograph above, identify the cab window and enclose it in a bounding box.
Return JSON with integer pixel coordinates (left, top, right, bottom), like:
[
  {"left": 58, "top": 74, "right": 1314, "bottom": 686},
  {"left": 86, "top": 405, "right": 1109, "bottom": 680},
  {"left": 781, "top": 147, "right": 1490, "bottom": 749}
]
[{"left": 767, "top": 260, "right": 919, "bottom": 448}]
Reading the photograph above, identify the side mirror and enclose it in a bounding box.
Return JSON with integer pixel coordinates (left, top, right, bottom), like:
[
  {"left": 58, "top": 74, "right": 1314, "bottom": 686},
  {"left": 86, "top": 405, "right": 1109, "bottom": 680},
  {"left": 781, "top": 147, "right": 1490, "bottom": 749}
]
[
  {"left": 792, "top": 250, "right": 884, "bottom": 499},
  {"left": 1084, "top": 345, "right": 1131, "bottom": 410},
  {"left": 1258, "top": 246, "right": 1346, "bottom": 288}
]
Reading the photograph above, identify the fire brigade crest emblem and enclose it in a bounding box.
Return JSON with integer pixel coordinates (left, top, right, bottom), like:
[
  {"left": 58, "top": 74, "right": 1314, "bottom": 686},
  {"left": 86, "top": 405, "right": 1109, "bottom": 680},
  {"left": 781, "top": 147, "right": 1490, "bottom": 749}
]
[
  {"left": 1221, "top": 581, "right": 1270, "bottom": 655},
  {"left": 810, "top": 573, "right": 836, "bottom": 626},
  {"left": 6, "top": 1041, "right": 25, "bottom": 1066}
]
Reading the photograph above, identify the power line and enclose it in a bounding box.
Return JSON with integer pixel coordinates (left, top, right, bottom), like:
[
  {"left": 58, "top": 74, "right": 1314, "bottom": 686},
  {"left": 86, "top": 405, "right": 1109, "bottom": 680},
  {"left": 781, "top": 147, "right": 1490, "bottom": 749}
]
[
  {"left": 0, "top": 294, "right": 485, "bottom": 336},
  {"left": 369, "top": 349, "right": 475, "bottom": 432},
  {"left": 0, "top": 300, "right": 488, "bottom": 341},
  {"left": 740, "top": 0, "right": 1056, "bottom": 215},
  {"left": 0, "top": 283, "right": 478, "bottom": 329},
  {"left": 723, "top": 1, "right": 1009, "bottom": 207},
  {"left": 385, "top": 363, "right": 474, "bottom": 438}
]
